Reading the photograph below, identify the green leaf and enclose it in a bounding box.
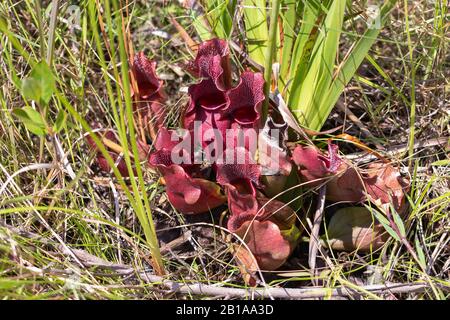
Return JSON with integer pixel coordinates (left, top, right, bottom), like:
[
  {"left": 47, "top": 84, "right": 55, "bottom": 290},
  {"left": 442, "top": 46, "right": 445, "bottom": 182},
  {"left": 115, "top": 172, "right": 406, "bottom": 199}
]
[
  {"left": 289, "top": 0, "right": 322, "bottom": 82},
  {"left": 12, "top": 107, "right": 47, "bottom": 136},
  {"left": 243, "top": 0, "right": 268, "bottom": 66},
  {"left": 414, "top": 236, "right": 426, "bottom": 270},
  {"left": 288, "top": 0, "right": 345, "bottom": 129},
  {"left": 21, "top": 78, "right": 42, "bottom": 103},
  {"left": 21, "top": 60, "right": 55, "bottom": 106},
  {"left": 312, "top": 0, "right": 398, "bottom": 130},
  {"left": 365, "top": 205, "right": 400, "bottom": 242},
  {"left": 391, "top": 205, "right": 406, "bottom": 238},
  {"left": 431, "top": 159, "right": 450, "bottom": 166},
  {"left": 204, "top": 0, "right": 236, "bottom": 38},
  {"left": 282, "top": 0, "right": 398, "bottom": 131},
  {"left": 192, "top": 12, "right": 214, "bottom": 41},
  {"left": 280, "top": 224, "right": 301, "bottom": 245},
  {"left": 53, "top": 110, "right": 67, "bottom": 133},
  {"left": 278, "top": 0, "right": 297, "bottom": 91}
]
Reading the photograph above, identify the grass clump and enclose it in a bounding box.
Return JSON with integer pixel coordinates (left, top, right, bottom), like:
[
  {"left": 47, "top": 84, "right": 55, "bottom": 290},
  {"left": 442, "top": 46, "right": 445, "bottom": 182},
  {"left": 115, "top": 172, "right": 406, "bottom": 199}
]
[{"left": 0, "top": 0, "right": 448, "bottom": 299}]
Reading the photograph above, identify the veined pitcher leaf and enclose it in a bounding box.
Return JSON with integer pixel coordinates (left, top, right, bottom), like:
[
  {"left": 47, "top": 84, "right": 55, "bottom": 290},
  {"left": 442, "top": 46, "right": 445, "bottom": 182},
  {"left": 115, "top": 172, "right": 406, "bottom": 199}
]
[
  {"left": 284, "top": 1, "right": 321, "bottom": 99},
  {"left": 278, "top": 0, "right": 298, "bottom": 92},
  {"left": 312, "top": 0, "right": 398, "bottom": 130},
  {"left": 243, "top": 0, "right": 268, "bottom": 66},
  {"left": 289, "top": 0, "right": 345, "bottom": 129}
]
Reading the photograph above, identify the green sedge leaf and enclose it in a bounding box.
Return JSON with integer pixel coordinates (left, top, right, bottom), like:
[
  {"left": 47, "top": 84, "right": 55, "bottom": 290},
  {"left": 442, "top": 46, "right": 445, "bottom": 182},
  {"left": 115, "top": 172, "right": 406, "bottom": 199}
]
[{"left": 314, "top": 0, "right": 398, "bottom": 131}]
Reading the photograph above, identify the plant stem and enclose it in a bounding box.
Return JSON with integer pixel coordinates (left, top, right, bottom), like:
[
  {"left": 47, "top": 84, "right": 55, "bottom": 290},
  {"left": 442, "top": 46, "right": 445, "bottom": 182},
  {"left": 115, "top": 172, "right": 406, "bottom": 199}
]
[
  {"left": 262, "top": 0, "right": 281, "bottom": 122},
  {"left": 34, "top": 0, "right": 45, "bottom": 59},
  {"left": 46, "top": 0, "right": 59, "bottom": 66},
  {"left": 404, "top": 0, "right": 416, "bottom": 169},
  {"left": 33, "top": 0, "right": 46, "bottom": 167}
]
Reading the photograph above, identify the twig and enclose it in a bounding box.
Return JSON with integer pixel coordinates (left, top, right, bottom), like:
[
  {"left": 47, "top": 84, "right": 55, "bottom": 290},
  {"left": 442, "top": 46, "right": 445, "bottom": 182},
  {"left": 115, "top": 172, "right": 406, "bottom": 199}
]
[
  {"left": 336, "top": 100, "right": 384, "bottom": 150},
  {"left": 308, "top": 185, "right": 326, "bottom": 286},
  {"left": 47, "top": 247, "right": 450, "bottom": 299},
  {"left": 346, "top": 136, "right": 449, "bottom": 163},
  {"left": 2, "top": 223, "right": 448, "bottom": 299},
  {"left": 137, "top": 274, "right": 445, "bottom": 299},
  {"left": 159, "top": 230, "right": 192, "bottom": 254}
]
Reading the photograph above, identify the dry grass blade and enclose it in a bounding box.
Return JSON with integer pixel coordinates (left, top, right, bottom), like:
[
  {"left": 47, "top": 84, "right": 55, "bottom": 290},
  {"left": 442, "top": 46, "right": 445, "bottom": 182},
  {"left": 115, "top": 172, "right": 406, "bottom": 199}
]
[{"left": 308, "top": 185, "right": 326, "bottom": 286}]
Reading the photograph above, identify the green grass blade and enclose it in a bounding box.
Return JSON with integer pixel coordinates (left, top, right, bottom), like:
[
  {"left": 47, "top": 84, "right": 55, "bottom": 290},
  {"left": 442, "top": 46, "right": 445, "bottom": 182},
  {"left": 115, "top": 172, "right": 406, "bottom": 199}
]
[
  {"left": 111, "top": 0, "right": 165, "bottom": 275},
  {"left": 85, "top": 0, "right": 164, "bottom": 274},
  {"left": 204, "top": 0, "right": 236, "bottom": 38},
  {"left": 191, "top": 11, "right": 215, "bottom": 41}
]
